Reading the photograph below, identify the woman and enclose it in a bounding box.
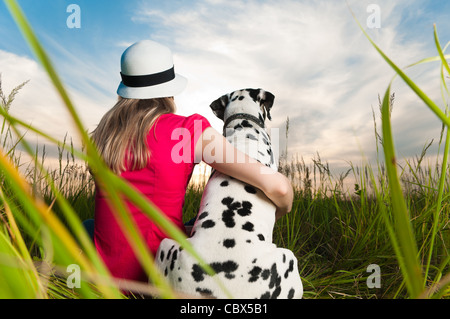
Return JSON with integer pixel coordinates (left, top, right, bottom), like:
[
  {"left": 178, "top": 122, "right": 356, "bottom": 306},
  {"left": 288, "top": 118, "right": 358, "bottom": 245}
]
[{"left": 91, "top": 40, "right": 293, "bottom": 283}]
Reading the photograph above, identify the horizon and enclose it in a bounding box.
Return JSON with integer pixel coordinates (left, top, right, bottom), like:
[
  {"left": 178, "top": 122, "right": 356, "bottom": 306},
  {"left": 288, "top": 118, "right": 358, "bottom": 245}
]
[{"left": 1, "top": 0, "right": 450, "bottom": 175}]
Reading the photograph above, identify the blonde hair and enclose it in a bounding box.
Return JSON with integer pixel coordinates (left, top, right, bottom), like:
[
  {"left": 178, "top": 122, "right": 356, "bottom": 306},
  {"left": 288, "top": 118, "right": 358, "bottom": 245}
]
[{"left": 91, "top": 96, "right": 176, "bottom": 174}]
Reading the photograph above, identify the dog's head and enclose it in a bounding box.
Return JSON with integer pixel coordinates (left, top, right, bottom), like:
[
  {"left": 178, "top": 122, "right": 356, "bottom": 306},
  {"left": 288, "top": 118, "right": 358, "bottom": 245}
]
[{"left": 210, "top": 89, "right": 275, "bottom": 126}]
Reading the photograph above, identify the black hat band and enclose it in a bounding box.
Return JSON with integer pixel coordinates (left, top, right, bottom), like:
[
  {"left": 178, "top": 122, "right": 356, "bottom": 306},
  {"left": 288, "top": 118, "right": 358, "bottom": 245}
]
[{"left": 120, "top": 66, "right": 175, "bottom": 88}]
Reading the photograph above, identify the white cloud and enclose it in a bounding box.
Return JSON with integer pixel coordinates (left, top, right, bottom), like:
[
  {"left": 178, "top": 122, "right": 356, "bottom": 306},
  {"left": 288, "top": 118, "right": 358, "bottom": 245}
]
[
  {"left": 132, "top": 0, "right": 447, "bottom": 170},
  {"left": 2, "top": 0, "right": 448, "bottom": 174},
  {"left": 0, "top": 49, "right": 113, "bottom": 157}
]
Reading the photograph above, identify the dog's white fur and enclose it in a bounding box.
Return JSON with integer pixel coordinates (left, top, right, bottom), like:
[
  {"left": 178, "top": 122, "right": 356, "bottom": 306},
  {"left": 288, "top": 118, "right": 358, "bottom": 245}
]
[{"left": 156, "top": 89, "right": 303, "bottom": 299}]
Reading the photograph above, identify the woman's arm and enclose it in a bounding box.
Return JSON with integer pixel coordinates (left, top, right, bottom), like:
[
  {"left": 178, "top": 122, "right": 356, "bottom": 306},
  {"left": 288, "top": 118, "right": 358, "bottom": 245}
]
[{"left": 195, "top": 127, "right": 293, "bottom": 219}]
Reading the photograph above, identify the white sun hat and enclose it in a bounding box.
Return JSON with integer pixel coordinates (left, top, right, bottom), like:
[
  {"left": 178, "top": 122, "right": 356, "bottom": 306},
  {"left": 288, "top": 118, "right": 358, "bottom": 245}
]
[{"left": 117, "top": 40, "right": 187, "bottom": 99}]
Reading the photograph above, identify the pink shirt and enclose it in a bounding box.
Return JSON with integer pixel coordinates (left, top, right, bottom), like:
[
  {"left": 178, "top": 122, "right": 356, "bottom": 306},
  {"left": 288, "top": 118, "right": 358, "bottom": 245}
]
[{"left": 94, "top": 113, "right": 211, "bottom": 282}]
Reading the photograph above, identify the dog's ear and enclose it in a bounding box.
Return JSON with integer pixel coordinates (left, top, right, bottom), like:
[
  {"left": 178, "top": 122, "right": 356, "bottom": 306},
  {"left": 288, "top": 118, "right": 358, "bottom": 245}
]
[
  {"left": 260, "top": 90, "right": 275, "bottom": 121},
  {"left": 248, "top": 89, "right": 275, "bottom": 121},
  {"left": 209, "top": 94, "right": 229, "bottom": 121}
]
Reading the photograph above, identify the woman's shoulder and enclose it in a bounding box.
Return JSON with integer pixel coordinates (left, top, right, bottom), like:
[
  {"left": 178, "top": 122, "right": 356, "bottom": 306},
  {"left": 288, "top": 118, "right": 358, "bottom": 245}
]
[
  {"left": 160, "top": 113, "right": 211, "bottom": 127},
  {"left": 161, "top": 112, "right": 208, "bottom": 120}
]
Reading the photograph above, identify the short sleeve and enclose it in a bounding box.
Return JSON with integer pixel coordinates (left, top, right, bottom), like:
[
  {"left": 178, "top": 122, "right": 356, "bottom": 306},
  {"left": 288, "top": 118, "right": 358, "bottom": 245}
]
[{"left": 184, "top": 114, "right": 211, "bottom": 163}]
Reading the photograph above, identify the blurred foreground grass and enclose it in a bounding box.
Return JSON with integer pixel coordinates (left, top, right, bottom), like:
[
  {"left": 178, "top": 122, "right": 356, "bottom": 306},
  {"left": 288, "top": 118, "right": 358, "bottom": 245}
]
[{"left": 0, "top": 0, "right": 449, "bottom": 299}]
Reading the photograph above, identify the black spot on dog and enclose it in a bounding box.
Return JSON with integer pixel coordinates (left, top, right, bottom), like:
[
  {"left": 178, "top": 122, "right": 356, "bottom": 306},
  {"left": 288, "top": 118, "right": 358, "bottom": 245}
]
[
  {"left": 244, "top": 185, "right": 257, "bottom": 194},
  {"left": 263, "top": 138, "right": 270, "bottom": 146},
  {"left": 198, "top": 211, "right": 209, "bottom": 220},
  {"left": 248, "top": 266, "right": 262, "bottom": 282},
  {"left": 258, "top": 264, "right": 284, "bottom": 299},
  {"left": 246, "top": 88, "right": 259, "bottom": 103},
  {"left": 220, "top": 180, "right": 229, "bottom": 187},
  {"left": 254, "top": 128, "right": 260, "bottom": 135},
  {"left": 222, "top": 196, "right": 234, "bottom": 207},
  {"left": 178, "top": 277, "right": 182, "bottom": 282},
  {"left": 246, "top": 134, "right": 258, "bottom": 141},
  {"left": 252, "top": 258, "right": 257, "bottom": 264},
  {"left": 283, "top": 254, "right": 286, "bottom": 263},
  {"left": 288, "top": 288, "right": 295, "bottom": 299},
  {"left": 196, "top": 287, "right": 214, "bottom": 297},
  {"left": 242, "top": 222, "right": 254, "bottom": 232},
  {"left": 170, "top": 250, "right": 178, "bottom": 271},
  {"left": 166, "top": 245, "right": 175, "bottom": 261},
  {"left": 237, "top": 201, "right": 252, "bottom": 216},
  {"left": 212, "top": 261, "right": 239, "bottom": 280},
  {"left": 242, "top": 120, "right": 253, "bottom": 128},
  {"left": 221, "top": 197, "right": 243, "bottom": 228},
  {"left": 266, "top": 148, "right": 274, "bottom": 164},
  {"left": 192, "top": 261, "right": 239, "bottom": 282},
  {"left": 223, "top": 239, "right": 236, "bottom": 248},
  {"left": 191, "top": 264, "right": 205, "bottom": 282},
  {"left": 222, "top": 210, "right": 235, "bottom": 228},
  {"left": 271, "top": 286, "right": 282, "bottom": 299},
  {"left": 159, "top": 250, "right": 165, "bottom": 262},
  {"left": 202, "top": 220, "right": 216, "bottom": 229},
  {"left": 234, "top": 124, "right": 243, "bottom": 131},
  {"left": 269, "top": 263, "right": 281, "bottom": 289},
  {"left": 260, "top": 291, "right": 271, "bottom": 299},
  {"left": 239, "top": 95, "right": 245, "bottom": 101},
  {"left": 258, "top": 234, "right": 265, "bottom": 241},
  {"left": 284, "top": 260, "right": 295, "bottom": 279},
  {"left": 225, "top": 129, "right": 235, "bottom": 138}
]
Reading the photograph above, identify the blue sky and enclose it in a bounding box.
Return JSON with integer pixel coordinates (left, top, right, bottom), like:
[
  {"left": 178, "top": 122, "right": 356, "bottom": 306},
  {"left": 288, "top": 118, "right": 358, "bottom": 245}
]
[{"left": 1, "top": 0, "right": 450, "bottom": 178}]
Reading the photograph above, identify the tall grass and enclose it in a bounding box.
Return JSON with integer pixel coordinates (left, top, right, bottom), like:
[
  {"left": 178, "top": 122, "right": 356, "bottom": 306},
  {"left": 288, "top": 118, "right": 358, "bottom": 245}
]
[
  {"left": 0, "top": 0, "right": 449, "bottom": 299},
  {"left": 1, "top": 0, "right": 224, "bottom": 299},
  {"left": 351, "top": 5, "right": 450, "bottom": 297}
]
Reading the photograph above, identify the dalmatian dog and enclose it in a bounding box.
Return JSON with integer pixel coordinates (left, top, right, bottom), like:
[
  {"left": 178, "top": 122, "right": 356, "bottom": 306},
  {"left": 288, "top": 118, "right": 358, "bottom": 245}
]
[{"left": 156, "top": 88, "right": 303, "bottom": 299}]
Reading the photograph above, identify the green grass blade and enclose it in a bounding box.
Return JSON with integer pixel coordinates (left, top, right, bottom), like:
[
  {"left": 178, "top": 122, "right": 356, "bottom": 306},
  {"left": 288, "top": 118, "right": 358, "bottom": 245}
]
[
  {"left": 0, "top": 148, "right": 123, "bottom": 298},
  {"left": 3, "top": 0, "right": 88, "bottom": 144},
  {"left": 3, "top": 0, "right": 184, "bottom": 298},
  {"left": 0, "top": 231, "right": 43, "bottom": 298},
  {"left": 3, "top": 0, "right": 233, "bottom": 298},
  {"left": 0, "top": 188, "right": 31, "bottom": 262},
  {"left": 423, "top": 24, "right": 450, "bottom": 288},
  {"left": 111, "top": 173, "right": 233, "bottom": 298},
  {"left": 380, "top": 85, "right": 424, "bottom": 298},
  {"left": 0, "top": 97, "right": 124, "bottom": 297},
  {"left": 434, "top": 25, "right": 450, "bottom": 76},
  {"left": 0, "top": 107, "right": 88, "bottom": 161},
  {"left": 348, "top": 5, "right": 450, "bottom": 129}
]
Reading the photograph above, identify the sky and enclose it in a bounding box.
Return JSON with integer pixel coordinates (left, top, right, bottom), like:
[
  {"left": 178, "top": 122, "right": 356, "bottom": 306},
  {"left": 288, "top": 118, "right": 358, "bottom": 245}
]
[{"left": 1, "top": 0, "right": 450, "bottom": 176}]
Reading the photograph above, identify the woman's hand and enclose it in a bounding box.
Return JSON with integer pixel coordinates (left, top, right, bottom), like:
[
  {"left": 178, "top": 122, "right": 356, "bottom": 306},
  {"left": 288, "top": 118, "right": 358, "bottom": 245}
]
[{"left": 265, "top": 173, "right": 294, "bottom": 220}]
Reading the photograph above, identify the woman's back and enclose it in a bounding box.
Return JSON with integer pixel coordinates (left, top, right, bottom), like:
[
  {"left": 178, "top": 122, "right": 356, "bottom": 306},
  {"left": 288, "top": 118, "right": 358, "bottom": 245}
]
[{"left": 94, "top": 113, "right": 210, "bottom": 282}]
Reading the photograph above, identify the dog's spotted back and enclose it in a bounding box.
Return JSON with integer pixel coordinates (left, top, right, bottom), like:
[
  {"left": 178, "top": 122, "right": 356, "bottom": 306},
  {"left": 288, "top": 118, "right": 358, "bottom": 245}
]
[{"left": 155, "top": 89, "right": 303, "bottom": 299}]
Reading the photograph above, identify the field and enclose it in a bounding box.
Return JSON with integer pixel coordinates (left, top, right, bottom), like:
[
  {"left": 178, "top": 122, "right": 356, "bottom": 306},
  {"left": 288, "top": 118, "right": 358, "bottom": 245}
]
[
  {"left": 0, "top": 0, "right": 449, "bottom": 299},
  {"left": 2, "top": 86, "right": 449, "bottom": 299},
  {"left": 185, "top": 145, "right": 450, "bottom": 299}
]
